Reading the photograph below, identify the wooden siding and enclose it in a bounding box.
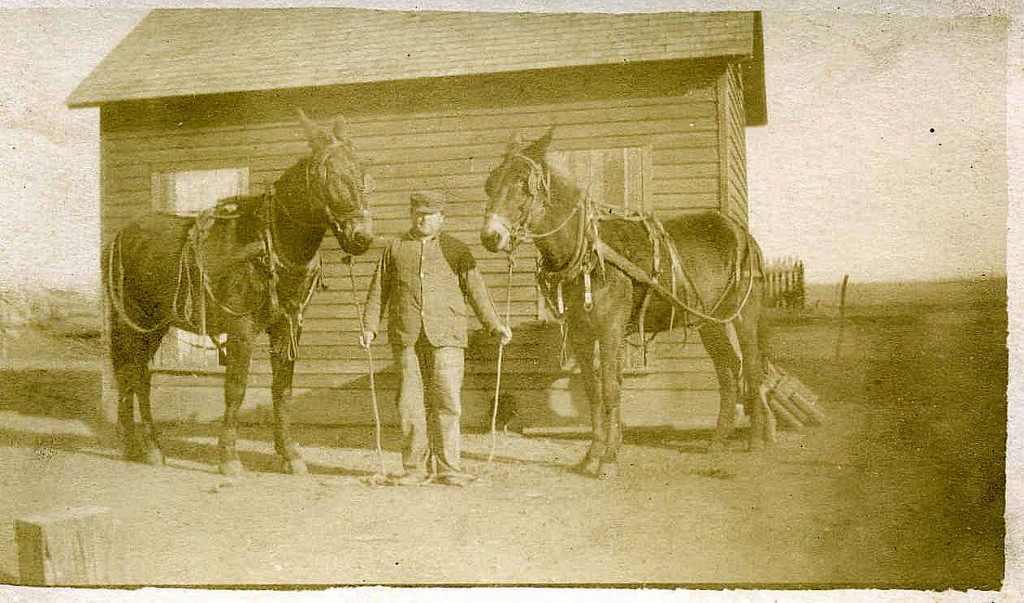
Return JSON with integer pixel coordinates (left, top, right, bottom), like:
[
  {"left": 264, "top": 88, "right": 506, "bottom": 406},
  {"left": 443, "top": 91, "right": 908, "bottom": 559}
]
[
  {"left": 99, "top": 61, "right": 739, "bottom": 430},
  {"left": 717, "top": 63, "right": 749, "bottom": 223}
]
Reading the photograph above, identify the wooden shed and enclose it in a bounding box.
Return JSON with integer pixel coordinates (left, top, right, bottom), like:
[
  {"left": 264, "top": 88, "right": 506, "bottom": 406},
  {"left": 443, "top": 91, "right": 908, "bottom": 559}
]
[{"left": 68, "top": 8, "right": 766, "bottom": 431}]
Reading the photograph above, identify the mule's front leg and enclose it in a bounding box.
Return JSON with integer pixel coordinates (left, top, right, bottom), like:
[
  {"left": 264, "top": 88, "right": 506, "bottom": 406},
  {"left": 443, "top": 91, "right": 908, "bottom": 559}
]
[
  {"left": 218, "top": 336, "right": 253, "bottom": 477},
  {"left": 269, "top": 323, "right": 307, "bottom": 475},
  {"left": 596, "top": 332, "right": 625, "bottom": 480},
  {"left": 568, "top": 331, "right": 604, "bottom": 476}
]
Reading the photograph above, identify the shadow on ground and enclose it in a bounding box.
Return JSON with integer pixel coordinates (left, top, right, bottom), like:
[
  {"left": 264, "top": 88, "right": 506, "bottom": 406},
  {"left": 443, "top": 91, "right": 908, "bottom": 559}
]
[{"left": 0, "top": 365, "right": 736, "bottom": 478}]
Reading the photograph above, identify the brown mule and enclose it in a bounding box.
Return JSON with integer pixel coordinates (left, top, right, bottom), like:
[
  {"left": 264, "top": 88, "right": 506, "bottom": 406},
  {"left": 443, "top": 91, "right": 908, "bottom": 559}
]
[
  {"left": 481, "top": 129, "right": 770, "bottom": 478},
  {"left": 103, "top": 110, "right": 374, "bottom": 476}
]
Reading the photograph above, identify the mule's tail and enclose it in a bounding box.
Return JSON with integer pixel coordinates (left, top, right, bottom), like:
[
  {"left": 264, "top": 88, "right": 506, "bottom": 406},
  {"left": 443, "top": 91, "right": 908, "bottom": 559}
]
[{"left": 747, "top": 231, "right": 772, "bottom": 373}]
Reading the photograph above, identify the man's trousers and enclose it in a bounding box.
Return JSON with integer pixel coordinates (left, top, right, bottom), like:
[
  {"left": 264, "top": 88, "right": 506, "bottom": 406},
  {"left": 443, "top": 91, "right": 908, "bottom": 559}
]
[{"left": 393, "top": 334, "right": 465, "bottom": 476}]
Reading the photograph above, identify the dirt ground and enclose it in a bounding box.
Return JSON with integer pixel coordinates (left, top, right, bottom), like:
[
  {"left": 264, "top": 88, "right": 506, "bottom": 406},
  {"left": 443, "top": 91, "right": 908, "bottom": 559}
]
[{"left": 0, "top": 279, "right": 1007, "bottom": 589}]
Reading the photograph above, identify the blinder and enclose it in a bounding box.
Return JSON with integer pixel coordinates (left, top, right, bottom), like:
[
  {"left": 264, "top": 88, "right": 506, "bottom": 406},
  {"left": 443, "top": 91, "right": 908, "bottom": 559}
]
[
  {"left": 306, "top": 140, "right": 372, "bottom": 232},
  {"left": 498, "top": 152, "right": 552, "bottom": 246}
]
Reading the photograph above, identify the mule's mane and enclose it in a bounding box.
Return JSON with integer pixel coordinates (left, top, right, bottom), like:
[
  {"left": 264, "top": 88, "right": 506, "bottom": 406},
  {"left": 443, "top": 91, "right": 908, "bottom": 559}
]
[{"left": 274, "top": 156, "right": 316, "bottom": 205}]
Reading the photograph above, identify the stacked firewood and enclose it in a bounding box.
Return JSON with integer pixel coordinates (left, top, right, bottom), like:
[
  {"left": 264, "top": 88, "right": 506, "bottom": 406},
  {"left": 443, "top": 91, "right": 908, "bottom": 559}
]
[{"left": 759, "top": 362, "right": 826, "bottom": 437}]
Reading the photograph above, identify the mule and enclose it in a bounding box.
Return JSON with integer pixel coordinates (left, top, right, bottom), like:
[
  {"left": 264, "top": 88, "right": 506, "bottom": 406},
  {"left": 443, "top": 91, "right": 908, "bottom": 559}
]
[
  {"left": 103, "top": 110, "right": 374, "bottom": 476},
  {"left": 481, "top": 129, "right": 770, "bottom": 479}
]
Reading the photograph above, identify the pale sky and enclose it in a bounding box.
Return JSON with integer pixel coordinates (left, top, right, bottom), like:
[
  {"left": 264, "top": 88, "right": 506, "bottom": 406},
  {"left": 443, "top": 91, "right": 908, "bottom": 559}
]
[
  {"left": 0, "top": 1, "right": 1015, "bottom": 290},
  {"left": 748, "top": 11, "right": 1008, "bottom": 283}
]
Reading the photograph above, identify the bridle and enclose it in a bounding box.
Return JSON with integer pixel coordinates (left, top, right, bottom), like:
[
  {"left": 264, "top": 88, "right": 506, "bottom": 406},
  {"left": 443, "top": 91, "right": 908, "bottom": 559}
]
[
  {"left": 489, "top": 152, "right": 580, "bottom": 253},
  {"left": 488, "top": 150, "right": 601, "bottom": 318},
  {"left": 271, "top": 141, "right": 372, "bottom": 263}
]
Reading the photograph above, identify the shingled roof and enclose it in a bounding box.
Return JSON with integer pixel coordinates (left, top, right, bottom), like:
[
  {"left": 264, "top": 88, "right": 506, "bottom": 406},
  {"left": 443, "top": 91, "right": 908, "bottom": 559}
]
[{"left": 67, "top": 8, "right": 766, "bottom": 123}]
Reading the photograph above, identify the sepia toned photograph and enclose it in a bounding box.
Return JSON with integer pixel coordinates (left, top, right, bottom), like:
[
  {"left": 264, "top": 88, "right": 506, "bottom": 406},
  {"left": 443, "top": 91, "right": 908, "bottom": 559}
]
[{"left": 0, "top": 0, "right": 1016, "bottom": 597}]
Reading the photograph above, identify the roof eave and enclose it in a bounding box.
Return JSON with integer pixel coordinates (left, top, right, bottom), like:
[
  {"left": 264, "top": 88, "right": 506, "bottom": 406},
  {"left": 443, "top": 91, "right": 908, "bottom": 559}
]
[{"left": 68, "top": 52, "right": 759, "bottom": 110}]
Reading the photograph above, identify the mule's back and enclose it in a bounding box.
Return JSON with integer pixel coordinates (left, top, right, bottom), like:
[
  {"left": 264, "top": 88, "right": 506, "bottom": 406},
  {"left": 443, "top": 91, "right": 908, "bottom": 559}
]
[{"left": 108, "top": 195, "right": 268, "bottom": 318}]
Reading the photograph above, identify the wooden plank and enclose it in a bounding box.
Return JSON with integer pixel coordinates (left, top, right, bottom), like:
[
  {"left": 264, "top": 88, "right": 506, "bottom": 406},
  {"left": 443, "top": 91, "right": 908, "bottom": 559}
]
[
  {"left": 652, "top": 163, "right": 719, "bottom": 180},
  {"left": 245, "top": 340, "right": 711, "bottom": 363},
  {"left": 242, "top": 358, "right": 717, "bottom": 380},
  {"left": 656, "top": 148, "right": 719, "bottom": 165},
  {"left": 105, "top": 130, "right": 720, "bottom": 185},
  {"left": 307, "top": 287, "right": 541, "bottom": 309},
  {"left": 230, "top": 368, "right": 720, "bottom": 390},
  {"left": 652, "top": 192, "right": 720, "bottom": 212},
  {"left": 767, "top": 395, "right": 804, "bottom": 431},
  {"left": 724, "top": 62, "right": 749, "bottom": 226},
  {"left": 16, "top": 507, "right": 126, "bottom": 586},
  {"left": 651, "top": 178, "right": 719, "bottom": 196}
]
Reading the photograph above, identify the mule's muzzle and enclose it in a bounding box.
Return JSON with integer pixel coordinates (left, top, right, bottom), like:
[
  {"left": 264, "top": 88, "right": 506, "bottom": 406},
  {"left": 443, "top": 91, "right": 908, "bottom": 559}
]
[
  {"left": 481, "top": 213, "right": 511, "bottom": 253},
  {"left": 333, "top": 215, "right": 374, "bottom": 256}
]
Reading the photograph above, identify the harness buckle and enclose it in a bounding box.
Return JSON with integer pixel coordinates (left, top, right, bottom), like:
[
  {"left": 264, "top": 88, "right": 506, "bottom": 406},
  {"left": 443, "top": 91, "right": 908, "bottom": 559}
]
[{"left": 583, "top": 270, "right": 594, "bottom": 312}]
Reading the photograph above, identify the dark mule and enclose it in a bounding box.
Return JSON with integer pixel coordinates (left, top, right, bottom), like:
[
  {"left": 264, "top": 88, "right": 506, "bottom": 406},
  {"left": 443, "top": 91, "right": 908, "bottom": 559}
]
[
  {"left": 481, "top": 130, "right": 770, "bottom": 479},
  {"left": 103, "top": 111, "right": 374, "bottom": 476}
]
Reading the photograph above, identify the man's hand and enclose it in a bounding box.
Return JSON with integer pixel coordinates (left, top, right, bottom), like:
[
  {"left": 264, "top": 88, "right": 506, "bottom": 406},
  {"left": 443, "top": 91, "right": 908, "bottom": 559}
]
[
  {"left": 495, "top": 325, "right": 513, "bottom": 347},
  {"left": 359, "top": 330, "right": 376, "bottom": 348}
]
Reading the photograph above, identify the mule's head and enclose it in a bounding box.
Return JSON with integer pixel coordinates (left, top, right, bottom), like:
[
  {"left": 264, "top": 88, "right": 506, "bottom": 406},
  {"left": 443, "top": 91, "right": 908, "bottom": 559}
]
[
  {"left": 299, "top": 109, "right": 375, "bottom": 256},
  {"left": 481, "top": 128, "right": 554, "bottom": 253}
]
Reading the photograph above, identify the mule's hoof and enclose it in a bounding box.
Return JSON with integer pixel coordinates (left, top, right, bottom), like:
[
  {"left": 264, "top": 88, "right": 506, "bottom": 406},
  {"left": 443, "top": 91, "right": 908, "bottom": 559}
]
[
  {"left": 282, "top": 458, "right": 308, "bottom": 475},
  {"left": 708, "top": 440, "right": 727, "bottom": 454},
  {"left": 144, "top": 448, "right": 165, "bottom": 466},
  {"left": 747, "top": 438, "right": 766, "bottom": 453},
  {"left": 598, "top": 462, "right": 619, "bottom": 480},
  {"left": 575, "top": 457, "right": 601, "bottom": 477},
  {"left": 219, "top": 459, "right": 245, "bottom": 477}
]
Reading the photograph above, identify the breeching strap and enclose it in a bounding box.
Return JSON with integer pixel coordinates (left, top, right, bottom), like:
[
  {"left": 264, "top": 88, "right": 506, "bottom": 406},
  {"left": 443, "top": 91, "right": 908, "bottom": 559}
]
[
  {"left": 346, "top": 256, "right": 387, "bottom": 478},
  {"left": 487, "top": 254, "right": 516, "bottom": 466},
  {"left": 592, "top": 238, "right": 757, "bottom": 326}
]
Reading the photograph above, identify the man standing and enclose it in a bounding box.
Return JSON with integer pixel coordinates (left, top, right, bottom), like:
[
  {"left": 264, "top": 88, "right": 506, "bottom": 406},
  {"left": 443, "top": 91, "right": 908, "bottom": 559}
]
[{"left": 361, "top": 190, "right": 512, "bottom": 486}]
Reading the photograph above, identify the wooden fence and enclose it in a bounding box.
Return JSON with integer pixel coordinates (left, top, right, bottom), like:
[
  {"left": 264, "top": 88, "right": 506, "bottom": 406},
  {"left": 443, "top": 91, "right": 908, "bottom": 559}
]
[{"left": 765, "top": 257, "right": 805, "bottom": 309}]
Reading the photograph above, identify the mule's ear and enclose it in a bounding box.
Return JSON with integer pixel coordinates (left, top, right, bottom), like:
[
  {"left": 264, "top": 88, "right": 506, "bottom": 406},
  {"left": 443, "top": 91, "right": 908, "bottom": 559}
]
[
  {"left": 524, "top": 127, "right": 555, "bottom": 157},
  {"left": 298, "top": 108, "right": 334, "bottom": 151},
  {"left": 505, "top": 130, "right": 526, "bottom": 156}
]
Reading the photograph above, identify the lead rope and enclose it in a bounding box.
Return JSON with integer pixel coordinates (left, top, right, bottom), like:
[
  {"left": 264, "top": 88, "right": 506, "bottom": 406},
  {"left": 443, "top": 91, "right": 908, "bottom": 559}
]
[
  {"left": 346, "top": 257, "right": 387, "bottom": 480},
  {"left": 487, "top": 254, "right": 516, "bottom": 467}
]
